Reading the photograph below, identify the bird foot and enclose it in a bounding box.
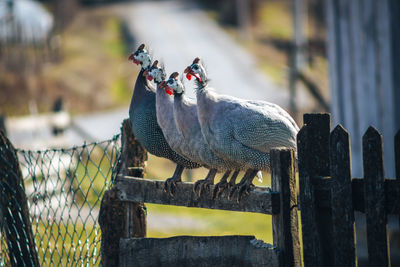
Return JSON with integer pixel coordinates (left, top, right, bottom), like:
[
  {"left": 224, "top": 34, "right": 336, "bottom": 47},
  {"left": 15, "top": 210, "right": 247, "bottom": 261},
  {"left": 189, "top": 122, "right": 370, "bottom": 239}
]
[
  {"left": 236, "top": 180, "right": 255, "bottom": 203},
  {"left": 212, "top": 180, "right": 231, "bottom": 199},
  {"left": 164, "top": 177, "right": 181, "bottom": 197},
  {"left": 229, "top": 179, "right": 254, "bottom": 203},
  {"left": 193, "top": 179, "right": 213, "bottom": 197}
]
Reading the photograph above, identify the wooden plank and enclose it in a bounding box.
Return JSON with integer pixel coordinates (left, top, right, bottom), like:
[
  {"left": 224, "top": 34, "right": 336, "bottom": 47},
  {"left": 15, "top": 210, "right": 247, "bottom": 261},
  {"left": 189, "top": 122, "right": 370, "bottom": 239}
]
[
  {"left": 99, "top": 119, "right": 147, "bottom": 267},
  {"left": 271, "top": 148, "right": 301, "bottom": 267},
  {"left": 115, "top": 176, "right": 279, "bottom": 215},
  {"left": 312, "top": 177, "right": 400, "bottom": 214},
  {"left": 0, "top": 131, "right": 39, "bottom": 267},
  {"left": 302, "top": 113, "right": 333, "bottom": 267},
  {"left": 119, "top": 235, "right": 281, "bottom": 267},
  {"left": 395, "top": 130, "right": 400, "bottom": 228},
  {"left": 376, "top": 0, "right": 396, "bottom": 178},
  {"left": 329, "top": 125, "right": 357, "bottom": 266},
  {"left": 297, "top": 126, "right": 323, "bottom": 267},
  {"left": 391, "top": 1, "right": 400, "bottom": 129},
  {"left": 303, "top": 113, "right": 331, "bottom": 175},
  {"left": 363, "top": 126, "right": 390, "bottom": 266}
]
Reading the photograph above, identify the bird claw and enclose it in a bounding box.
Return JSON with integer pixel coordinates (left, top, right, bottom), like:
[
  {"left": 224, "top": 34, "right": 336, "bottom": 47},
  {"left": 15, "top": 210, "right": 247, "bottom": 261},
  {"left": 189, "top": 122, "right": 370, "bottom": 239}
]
[
  {"left": 164, "top": 177, "right": 179, "bottom": 197},
  {"left": 237, "top": 182, "right": 255, "bottom": 203},
  {"left": 212, "top": 180, "right": 230, "bottom": 199},
  {"left": 193, "top": 179, "right": 213, "bottom": 197},
  {"left": 228, "top": 183, "right": 241, "bottom": 200}
]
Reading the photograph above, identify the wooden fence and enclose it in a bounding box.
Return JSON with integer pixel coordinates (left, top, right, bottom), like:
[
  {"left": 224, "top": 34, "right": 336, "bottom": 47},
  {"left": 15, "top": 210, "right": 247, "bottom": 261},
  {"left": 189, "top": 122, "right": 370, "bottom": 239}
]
[
  {"left": 100, "top": 114, "right": 399, "bottom": 266},
  {"left": 99, "top": 119, "right": 301, "bottom": 267},
  {"left": 1, "top": 113, "right": 399, "bottom": 266},
  {"left": 298, "top": 113, "right": 399, "bottom": 267}
]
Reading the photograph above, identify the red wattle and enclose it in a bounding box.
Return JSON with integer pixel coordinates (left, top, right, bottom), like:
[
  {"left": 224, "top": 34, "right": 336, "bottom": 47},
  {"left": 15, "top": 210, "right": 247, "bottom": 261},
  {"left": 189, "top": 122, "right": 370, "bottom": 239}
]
[
  {"left": 166, "top": 88, "right": 174, "bottom": 95},
  {"left": 193, "top": 73, "right": 202, "bottom": 82},
  {"left": 132, "top": 58, "right": 140, "bottom": 65},
  {"left": 186, "top": 73, "right": 192, "bottom": 80}
]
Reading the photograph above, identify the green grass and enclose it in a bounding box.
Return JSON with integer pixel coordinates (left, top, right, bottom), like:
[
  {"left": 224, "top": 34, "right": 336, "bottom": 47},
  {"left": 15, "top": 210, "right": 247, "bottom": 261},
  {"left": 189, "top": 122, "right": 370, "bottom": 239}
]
[
  {"left": 111, "top": 77, "right": 131, "bottom": 104},
  {"left": 146, "top": 204, "right": 273, "bottom": 243},
  {"left": 104, "top": 18, "right": 127, "bottom": 57},
  {"left": 72, "top": 147, "right": 116, "bottom": 207},
  {"left": 33, "top": 221, "right": 101, "bottom": 266}
]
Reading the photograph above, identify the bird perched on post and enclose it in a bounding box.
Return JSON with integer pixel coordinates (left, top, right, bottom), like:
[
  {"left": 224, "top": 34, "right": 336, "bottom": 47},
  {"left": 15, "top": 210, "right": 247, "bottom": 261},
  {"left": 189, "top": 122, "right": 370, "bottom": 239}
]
[
  {"left": 184, "top": 57, "right": 299, "bottom": 201},
  {"left": 162, "top": 71, "right": 242, "bottom": 197},
  {"left": 128, "top": 45, "right": 200, "bottom": 195}
]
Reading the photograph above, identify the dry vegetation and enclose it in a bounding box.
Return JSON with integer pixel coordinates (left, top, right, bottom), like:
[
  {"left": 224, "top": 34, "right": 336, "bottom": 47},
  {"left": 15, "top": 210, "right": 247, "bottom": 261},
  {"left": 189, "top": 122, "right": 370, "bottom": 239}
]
[{"left": 0, "top": 7, "right": 135, "bottom": 116}]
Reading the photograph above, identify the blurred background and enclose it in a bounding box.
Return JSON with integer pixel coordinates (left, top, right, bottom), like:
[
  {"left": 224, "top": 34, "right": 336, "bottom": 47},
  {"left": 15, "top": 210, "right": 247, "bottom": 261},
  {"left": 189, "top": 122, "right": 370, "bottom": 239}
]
[{"left": 0, "top": 0, "right": 399, "bottom": 265}]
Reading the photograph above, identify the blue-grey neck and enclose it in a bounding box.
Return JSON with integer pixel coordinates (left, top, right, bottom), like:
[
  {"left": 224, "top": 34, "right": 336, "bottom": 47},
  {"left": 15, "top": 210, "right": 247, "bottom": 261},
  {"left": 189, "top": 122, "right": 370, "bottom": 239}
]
[{"left": 129, "top": 68, "right": 155, "bottom": 117}]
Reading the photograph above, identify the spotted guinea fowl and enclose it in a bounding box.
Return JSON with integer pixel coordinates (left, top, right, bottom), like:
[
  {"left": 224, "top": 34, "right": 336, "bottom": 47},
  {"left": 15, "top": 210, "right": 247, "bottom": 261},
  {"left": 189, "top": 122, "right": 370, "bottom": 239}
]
[
  {"left": 163, "top": 72, "right": 242, "bottom": 197},
  {"left": 143, "top": 60, "right": 204, "bottom": 194},
  {"left": 128, "top": 44, "right": 200, "bottom": 195},
  {"left": 184, "top": 57, "right": 299, "bottom": 201}
]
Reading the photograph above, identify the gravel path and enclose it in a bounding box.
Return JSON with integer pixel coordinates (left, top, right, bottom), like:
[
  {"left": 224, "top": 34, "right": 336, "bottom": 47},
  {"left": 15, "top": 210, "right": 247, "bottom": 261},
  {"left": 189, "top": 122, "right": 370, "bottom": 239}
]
[{"left": 116, "top": 0, "right": 290, "bottom": 104}]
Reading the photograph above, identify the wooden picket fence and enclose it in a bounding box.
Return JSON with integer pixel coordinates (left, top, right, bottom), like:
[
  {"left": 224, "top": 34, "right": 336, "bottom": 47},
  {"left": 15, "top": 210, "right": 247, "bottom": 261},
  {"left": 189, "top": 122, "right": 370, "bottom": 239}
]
[
  {"left": 298, "top": 113, "right": 399, "bottom": 267},
  {"left": 99, "top": 113, "right": 399, "bottom": 266}
]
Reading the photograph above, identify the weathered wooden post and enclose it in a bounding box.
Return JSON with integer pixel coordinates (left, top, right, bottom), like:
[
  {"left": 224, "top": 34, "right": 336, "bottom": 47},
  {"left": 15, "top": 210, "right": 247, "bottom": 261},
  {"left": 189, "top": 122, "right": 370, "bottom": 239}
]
[
  {"left": 99, "top": 119, "right": 147, "bottom": 267},
  {"left": 271, "top": 148, "right": 301, "bottom": 267},
  {"left": 330, "top": 125, "right": 356, "bottom": 266},
  {"left": 0, "top": 131, "right": 39, "bottom": 266},
  {"left": 396, "top": 130, "right": 400, "bottom": 229},
  {"left": 297, "top": 113, "right": 332, "bottom": 267},
  {"left": 362, "top": 127, "right": 390, "bottom": 266}
]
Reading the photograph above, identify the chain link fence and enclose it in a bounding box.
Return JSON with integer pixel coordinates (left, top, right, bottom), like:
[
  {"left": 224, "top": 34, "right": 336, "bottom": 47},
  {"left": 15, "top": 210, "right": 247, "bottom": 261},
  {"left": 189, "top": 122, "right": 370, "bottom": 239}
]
[{"left": 0, "top": 134, "right": 121, "bottom": 266}]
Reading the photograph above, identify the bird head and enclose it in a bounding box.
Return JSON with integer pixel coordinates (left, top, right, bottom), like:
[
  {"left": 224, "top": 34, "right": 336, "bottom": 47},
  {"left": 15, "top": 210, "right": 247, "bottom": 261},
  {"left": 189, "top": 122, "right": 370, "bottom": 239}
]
[
  {"left": 145, "top": 60, "right": 166, "bottom": 84},
  {"left": 163, "top": 72, "right": 184, "bottom": 96},
  {"left": 128, "top": 44, "right": 152, "bottom": 69},
  {"left": 184, "top": 57, "right": 206, "bottom": 83}
]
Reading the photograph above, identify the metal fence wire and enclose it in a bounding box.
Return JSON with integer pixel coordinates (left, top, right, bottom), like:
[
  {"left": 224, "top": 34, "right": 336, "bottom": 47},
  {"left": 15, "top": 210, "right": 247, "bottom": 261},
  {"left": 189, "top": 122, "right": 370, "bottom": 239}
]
[{"left": 0, "top": 134, "right": 121, "bottom": 266}]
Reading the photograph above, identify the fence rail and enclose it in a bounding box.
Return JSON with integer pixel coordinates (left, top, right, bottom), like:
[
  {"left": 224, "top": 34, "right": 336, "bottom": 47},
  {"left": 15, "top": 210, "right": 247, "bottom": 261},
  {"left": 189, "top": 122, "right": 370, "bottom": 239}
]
[{"left": 115, "top": 176, "right": 279, "bottom": 214}]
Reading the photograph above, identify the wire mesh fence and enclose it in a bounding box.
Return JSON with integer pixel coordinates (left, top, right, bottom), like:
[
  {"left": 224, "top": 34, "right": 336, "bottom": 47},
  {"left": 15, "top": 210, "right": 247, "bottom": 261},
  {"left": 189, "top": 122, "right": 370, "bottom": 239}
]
[{"left": 0, "top": 134, "right": 121, "bottom": 266}]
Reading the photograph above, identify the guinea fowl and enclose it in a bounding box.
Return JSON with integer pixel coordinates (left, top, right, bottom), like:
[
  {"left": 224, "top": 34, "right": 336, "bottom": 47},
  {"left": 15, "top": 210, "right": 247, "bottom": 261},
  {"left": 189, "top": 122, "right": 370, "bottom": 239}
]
[
  {"left": 128, "top": 44, "right": 200, "bottom": 195},
  {"left": 163, "top": 72, "right": 242, "bottom": 197},
  {"left": 143, "top": 60, "right": 204, "bottom": 194},
  {"left": 184, "top": 57, "right": 299, "bottom": 201}
]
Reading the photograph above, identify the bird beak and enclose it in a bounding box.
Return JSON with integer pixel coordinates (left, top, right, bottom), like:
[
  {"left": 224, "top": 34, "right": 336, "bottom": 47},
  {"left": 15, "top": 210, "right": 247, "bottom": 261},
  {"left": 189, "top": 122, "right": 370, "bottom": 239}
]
[
  {"left": 184, "top": 66, "right": 202, "bottom": 82},
  {"left": 160, "top": 81, "right": 174, "bottom": 95},
  {"left": 144, "top": 70, "right": 153, "bottom": 81},
  {"left": 129, "top": 53, "right": 140, "bottom": 65}
]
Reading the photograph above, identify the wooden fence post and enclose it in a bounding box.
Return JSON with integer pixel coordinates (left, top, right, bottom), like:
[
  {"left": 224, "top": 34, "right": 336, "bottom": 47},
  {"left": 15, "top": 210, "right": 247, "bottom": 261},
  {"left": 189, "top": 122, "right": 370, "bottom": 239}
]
[
  {"left": 297, "top": 113, "right": 331, "bottom": 267},
  {"left": 99, "top": 119, "right": 147, "bottom": 267},
  {"left": 395, "top": 130, "right": 400, "bottom": 229},
  {"left": 0, "top": 131, "right": 39, "bottom": 266},
  {"left": 330, "top": 125, "right": 356, "bottom": 266},
  {"left": 362, "top": 127, "right": 390, "bottom": 266},
  {"left": 271, "top": 148, "right": 301, "bottom": 267}
]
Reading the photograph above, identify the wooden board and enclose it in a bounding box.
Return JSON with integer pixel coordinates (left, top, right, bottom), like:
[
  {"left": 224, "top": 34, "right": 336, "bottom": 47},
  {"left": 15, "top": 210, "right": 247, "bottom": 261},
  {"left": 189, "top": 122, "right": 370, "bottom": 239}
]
[
  {"left": 119, "top": 235, "right": 281, "bottom": 267},
  {"left": 115, "top": 176, "right": 279, "bottom": 215}
]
